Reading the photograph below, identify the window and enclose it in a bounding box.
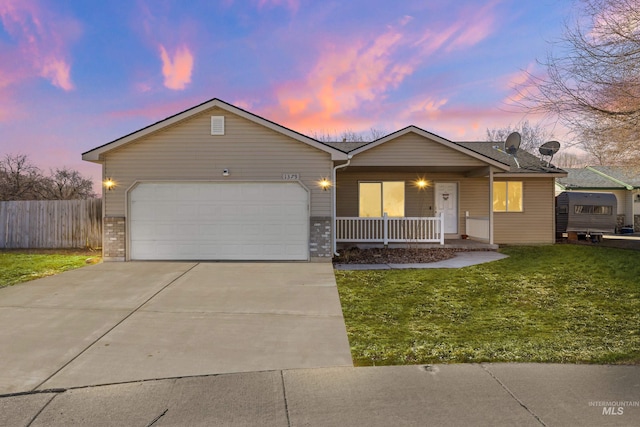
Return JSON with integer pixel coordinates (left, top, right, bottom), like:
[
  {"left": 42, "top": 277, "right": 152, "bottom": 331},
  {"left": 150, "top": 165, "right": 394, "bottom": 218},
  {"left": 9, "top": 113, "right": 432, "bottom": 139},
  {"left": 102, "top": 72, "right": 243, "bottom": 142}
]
[
  {"left": 574, "top": 205, "right": 612, "bottom": 215},
  {"left": 359, "top": 181, "right": 405, "bottom": 217},
  {"left": 493, "top": 181, "right": 523, "bottom": 212}
]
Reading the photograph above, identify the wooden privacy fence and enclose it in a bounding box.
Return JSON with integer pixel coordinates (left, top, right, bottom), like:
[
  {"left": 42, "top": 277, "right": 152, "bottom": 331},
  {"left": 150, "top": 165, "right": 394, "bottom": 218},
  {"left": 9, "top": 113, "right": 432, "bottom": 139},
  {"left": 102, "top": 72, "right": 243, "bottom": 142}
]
[{"left": 0, "top": 199, "right": 102, "bottom": 249}]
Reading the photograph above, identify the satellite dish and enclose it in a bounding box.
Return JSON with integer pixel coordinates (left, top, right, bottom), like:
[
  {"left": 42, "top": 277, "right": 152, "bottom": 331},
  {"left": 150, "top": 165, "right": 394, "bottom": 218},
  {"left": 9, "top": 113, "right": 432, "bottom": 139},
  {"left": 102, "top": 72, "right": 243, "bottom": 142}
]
[
  {"left": 539, "top": 140, "right": 561, "bottom": 166},
  {"left": 505, "top": 132, "right": 521, "bottom": 155},
  {"left": 539, "top": 140, "right": 560, "bottom": 156}
]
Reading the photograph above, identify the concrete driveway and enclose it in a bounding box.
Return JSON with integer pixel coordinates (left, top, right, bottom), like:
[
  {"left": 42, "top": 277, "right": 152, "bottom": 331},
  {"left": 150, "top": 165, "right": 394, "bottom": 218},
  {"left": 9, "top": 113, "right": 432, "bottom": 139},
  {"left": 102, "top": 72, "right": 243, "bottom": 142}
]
[{"left": 0, "top": 262, "right": 353, "bottom": 395}]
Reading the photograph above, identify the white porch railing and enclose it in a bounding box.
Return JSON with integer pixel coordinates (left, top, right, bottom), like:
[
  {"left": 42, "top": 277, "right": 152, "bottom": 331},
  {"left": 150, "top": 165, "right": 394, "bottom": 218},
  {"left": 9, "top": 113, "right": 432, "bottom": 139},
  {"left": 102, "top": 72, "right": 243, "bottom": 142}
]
[
  {"left": 336, "top": 213, "right": 444, "bottom": 245},
  {"left": 465, "top": 211, "right": 490, "bottom": 241}
]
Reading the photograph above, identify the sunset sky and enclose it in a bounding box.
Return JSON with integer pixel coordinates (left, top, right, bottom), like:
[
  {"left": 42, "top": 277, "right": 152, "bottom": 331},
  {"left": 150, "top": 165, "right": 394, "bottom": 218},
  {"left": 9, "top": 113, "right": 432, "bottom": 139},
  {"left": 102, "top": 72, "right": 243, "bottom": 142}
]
[{"left": 1, "top": 0, "right": 572, "bottom": 186}]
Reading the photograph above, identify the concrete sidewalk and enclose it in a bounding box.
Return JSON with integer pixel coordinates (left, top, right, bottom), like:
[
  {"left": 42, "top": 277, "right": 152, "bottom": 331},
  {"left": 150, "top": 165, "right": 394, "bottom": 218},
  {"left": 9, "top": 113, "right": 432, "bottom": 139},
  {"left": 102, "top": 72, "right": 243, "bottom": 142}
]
[
  {"left": 334, "top": 250, "right": 509, "bottom": 270},
  {"left": 2, "top": 364, "right": 638, "bottom": 426}
]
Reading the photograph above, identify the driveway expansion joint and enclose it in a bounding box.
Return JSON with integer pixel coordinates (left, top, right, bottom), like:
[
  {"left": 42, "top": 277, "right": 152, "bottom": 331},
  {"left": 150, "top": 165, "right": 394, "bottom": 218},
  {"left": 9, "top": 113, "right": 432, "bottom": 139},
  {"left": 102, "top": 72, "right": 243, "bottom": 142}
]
[
  {"left": 25, "top": 392, "right": 59, "bottom": 427},
  {"left": 30, "top": 263, "right": 201, "bottom": 392},
  {"left": 480, "top": 364, "right": 547, "bottom": 426}
]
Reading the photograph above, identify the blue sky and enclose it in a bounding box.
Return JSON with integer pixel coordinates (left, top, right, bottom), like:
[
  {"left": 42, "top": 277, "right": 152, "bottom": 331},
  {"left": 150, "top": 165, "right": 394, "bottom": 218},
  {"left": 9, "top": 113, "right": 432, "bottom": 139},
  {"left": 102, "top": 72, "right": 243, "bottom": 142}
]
[{"left": 0, "top": 0, "right": 572, "bottom": 186}]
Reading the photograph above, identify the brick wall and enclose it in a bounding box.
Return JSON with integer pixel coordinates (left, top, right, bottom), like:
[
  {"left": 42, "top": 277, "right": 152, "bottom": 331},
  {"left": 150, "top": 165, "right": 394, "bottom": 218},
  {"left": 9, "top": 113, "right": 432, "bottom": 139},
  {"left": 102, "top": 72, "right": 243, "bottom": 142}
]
[
  {"left": 103, "top": 216, "right": 125, "bottom": 261},
  {"left": 309, "top": 216, "right": 332, "bottom": 260}
]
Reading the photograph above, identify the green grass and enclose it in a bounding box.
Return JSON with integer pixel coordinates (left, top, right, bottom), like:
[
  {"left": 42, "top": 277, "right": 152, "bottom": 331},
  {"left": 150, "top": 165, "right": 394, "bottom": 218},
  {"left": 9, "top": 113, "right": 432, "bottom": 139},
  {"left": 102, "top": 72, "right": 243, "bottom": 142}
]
[
  {"left": 0, "top": 252, "right": 97, "bottom": 287},
  {"left": 335, "top": 245, "right": 640, "bottom": 366}
]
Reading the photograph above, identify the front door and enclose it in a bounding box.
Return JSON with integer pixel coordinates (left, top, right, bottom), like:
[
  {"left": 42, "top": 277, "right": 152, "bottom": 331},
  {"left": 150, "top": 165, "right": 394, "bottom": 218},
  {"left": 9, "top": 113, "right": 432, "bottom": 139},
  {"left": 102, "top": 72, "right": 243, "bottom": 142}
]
[{"left": 435, "top": 182, "right": 458, "bottom": 234}]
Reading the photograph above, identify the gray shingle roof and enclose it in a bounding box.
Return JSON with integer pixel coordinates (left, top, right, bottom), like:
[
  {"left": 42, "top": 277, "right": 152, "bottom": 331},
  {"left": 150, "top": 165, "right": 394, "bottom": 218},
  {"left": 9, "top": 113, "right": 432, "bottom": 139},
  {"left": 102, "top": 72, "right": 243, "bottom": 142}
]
[
  {"left": 588, "top": 166, "right": 640, "bottom": 187},
  {"left": 322, "top": 136, "right": 565, "bottom": 175},
  {"left": 457, "top": 142, "right": 565, "bottom": 173},
  {"left": 557, "top": 166, "right": 640, "bottom": 189}
]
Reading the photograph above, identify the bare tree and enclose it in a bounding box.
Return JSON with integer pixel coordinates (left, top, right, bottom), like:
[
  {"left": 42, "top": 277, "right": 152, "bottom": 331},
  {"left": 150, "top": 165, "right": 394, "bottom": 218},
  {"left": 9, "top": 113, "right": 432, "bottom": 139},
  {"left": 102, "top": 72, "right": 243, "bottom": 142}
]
[
  {"left": 517, "top": 0, "right": 640, "bottom": 165},
  {"left": 0, "top": 154, "right": 47, "bottom": 200},
  {"left": 311, "top": 128, "right": 387, "bottom": 142},
  {"left": 42, "top": 167, "right": 97, "bottom": 200},
  {"left": 0, "top": 154, "right": 97, "bottom": 201},
  {"left": 552, "top": 151, "right": 590, "bottom": 168},
  {"left": 485, "top": 120, "right": 554, "bottom": 153}
]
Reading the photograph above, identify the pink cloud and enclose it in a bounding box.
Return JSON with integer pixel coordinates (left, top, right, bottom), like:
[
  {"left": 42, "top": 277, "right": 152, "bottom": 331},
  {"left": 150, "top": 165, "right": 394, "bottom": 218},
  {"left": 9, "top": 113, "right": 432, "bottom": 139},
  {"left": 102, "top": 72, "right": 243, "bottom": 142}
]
[
  {"left": 159, "top": 44, "right": 194, "bottom": 90},
  {"left": 40, "top": 58, "right": 73, "bottom": 91},
  {"left": 414, "top": 1, "right": 498, "bottom": 55},
  {"left": 500, "top": 63, "right": 544, "bottom": 106},
  {"left": 267, "top": 3, "right": 500, "bottom": 134},
  {"left": 271, "top": 27, "right": 416, "bottom": 131},
  {"left": 0, "top": 0, "right": 79, "bottom": 91},
  {"left": 400, "top": 97, "right": 450, "bottom": 123}
]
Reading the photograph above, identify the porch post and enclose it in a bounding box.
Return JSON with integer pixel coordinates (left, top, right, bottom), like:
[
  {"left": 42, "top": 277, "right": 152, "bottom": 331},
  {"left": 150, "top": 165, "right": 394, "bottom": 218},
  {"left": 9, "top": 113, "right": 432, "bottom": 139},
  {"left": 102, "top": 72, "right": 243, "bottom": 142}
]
[
  {"left": 383, "top": 212, "right": 388, "bottom": 245},
  {"left": 489, "top": 168, "right": 494, "bottom": 245},
  {"left": 440, "top": 212, "right": 445, "bottom": 245}
]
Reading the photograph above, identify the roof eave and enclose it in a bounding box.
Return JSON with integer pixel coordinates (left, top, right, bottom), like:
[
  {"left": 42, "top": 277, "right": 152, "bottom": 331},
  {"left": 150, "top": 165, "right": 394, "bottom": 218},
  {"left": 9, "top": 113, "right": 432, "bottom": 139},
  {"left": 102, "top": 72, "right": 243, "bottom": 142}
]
[{"left": 498, "top": 171, "right": 568, "bottom": 178}]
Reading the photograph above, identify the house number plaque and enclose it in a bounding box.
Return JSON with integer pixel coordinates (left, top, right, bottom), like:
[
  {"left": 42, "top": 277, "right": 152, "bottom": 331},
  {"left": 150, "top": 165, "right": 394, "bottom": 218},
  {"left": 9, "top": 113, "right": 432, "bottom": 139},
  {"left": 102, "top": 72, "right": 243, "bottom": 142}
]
[{"left": 282, "top": 173, "right": 300, "bottom": 180}]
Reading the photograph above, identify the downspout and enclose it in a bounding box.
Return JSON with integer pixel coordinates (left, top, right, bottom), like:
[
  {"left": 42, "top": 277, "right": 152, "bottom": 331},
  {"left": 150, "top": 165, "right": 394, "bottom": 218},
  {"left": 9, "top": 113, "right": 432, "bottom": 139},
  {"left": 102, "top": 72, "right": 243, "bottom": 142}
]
[
  {"left": 333, "top": 156, "right": 351, "bottom": 256},
  {"left": 489, "top": 168, "right": 494, "bottom": 245}
]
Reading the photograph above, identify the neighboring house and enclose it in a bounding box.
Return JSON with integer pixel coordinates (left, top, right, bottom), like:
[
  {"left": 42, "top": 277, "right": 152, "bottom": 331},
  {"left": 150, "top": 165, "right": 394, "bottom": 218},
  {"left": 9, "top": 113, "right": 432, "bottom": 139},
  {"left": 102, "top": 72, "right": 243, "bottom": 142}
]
[
  {"left": 556, "top": 166, "right": 640, "bottom": 230},
  {"left": 82, "top": 98, "right": 567, "bottom": 262}
]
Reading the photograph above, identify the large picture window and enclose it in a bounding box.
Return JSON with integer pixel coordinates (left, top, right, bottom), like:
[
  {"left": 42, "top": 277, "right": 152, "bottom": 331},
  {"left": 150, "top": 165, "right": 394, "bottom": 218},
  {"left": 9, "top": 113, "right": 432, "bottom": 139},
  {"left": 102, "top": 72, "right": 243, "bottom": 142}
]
[
  {"left": 359, "top": 181, "right": 405, "bottom": 217},
  {"left": 493, "top": 181, "right": 523, "bottom": 212}
]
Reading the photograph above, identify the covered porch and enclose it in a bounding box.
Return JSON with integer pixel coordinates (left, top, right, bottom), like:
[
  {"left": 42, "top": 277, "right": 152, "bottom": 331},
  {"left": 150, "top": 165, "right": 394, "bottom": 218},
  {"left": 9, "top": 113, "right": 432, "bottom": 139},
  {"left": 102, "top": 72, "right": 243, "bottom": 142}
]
[{"left": 332, "top": 166, "right": 500, "bottom": 251}]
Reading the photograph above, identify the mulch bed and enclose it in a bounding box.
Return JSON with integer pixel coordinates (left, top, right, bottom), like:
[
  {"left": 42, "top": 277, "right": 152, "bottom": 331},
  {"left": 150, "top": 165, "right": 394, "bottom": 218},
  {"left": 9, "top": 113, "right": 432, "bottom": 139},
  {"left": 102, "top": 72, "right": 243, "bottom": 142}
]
[{"left": 332, "top": 247, "right": 471, "bottom": 264}]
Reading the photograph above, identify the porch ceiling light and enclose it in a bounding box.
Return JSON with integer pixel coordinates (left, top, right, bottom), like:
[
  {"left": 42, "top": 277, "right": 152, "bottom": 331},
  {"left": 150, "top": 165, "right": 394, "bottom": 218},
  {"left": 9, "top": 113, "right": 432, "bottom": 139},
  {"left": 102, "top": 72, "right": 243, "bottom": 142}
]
[
  {"left": 318, "top": 178, "right": 332, "bottom": 191},
  {"left": 414, "top": 178, "right": 430, "bottom": 189},
  {"left": 104, "top": 178, "right": 115, "bottom": 191}
]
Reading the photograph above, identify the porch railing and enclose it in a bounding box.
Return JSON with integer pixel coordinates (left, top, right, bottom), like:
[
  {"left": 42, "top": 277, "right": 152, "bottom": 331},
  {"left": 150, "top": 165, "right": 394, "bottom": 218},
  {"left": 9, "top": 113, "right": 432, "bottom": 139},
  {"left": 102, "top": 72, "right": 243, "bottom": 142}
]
[
  {"left": 465, "top": 211, "right": 490, "bottom": 241},
  {"left": 336, "top": 213, "right": 444, "bottom": 245}
]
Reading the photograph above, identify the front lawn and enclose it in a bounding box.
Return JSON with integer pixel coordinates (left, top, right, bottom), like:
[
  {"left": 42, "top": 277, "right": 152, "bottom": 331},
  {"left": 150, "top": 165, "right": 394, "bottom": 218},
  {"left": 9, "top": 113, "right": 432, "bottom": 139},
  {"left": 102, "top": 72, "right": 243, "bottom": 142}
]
[
  {"left": 335, "top": 245, "right": 640, "bottom": 365},
  {"left": 0, "top": 251, "right": 100, "bottom": 287}
]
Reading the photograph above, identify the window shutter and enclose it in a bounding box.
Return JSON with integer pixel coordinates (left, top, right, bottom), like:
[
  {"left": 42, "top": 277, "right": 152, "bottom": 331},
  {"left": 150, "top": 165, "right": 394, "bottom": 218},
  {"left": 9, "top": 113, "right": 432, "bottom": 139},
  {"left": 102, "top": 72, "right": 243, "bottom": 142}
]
[{"left": 211, "top": 116, "right": 225, "bottom": 135}]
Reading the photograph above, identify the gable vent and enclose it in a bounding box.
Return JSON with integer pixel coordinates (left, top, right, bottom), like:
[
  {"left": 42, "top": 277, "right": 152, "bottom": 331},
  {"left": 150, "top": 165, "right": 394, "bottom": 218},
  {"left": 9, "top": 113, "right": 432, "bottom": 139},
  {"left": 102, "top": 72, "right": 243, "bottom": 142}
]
[{"left": 211, "top": 116, "right": 225, "bottom": 135}]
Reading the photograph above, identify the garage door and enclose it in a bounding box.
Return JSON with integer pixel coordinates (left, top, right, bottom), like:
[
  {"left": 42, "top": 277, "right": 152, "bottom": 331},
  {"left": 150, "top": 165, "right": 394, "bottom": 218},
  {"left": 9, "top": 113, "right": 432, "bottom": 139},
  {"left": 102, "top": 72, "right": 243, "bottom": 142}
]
[{"left": 129, "top": 182, "right": 309, "bottom": 260}]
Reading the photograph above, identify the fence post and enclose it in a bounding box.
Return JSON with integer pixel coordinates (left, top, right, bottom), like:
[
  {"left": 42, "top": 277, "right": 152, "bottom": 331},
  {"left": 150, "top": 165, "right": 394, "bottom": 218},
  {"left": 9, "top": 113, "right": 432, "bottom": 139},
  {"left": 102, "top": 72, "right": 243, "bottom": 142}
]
[
  {"left": 383, "top": 212, "right": 388, "bottom": 245},
  {"left": 440, "top": 212, "right": 445, "bottom": 245}
]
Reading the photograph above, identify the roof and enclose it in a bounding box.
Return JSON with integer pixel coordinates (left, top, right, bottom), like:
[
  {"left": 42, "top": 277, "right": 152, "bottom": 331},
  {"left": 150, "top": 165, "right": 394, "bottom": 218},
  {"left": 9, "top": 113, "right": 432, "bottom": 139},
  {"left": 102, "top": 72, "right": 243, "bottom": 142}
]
[
  {"left": 82, "top": 98, "right": 349, "bottom": 162},
  {"left": 587, "top": 166, "right": 640, "bottom": 188},
  {"left": 556, "top": 166, "right": 640, "bottom": 190},
  {"left": 337, "top": 126, "right": 512, "bottom": 172},
  {"left": 326, "top": 128, "right": 565, "bottom": 176},
  {"left": 323, "top": 141, "right": 370, "bottom": 152},
  {"left": 457, "top": 142, "right": 567, "bottom": 175}
]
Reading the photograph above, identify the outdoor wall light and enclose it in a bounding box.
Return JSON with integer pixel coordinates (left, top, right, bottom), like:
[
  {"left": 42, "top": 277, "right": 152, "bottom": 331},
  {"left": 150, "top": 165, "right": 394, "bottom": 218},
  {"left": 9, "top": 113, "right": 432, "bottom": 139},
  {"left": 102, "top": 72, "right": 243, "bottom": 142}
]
[
  {"left": 318, "top": 178, "right": 332, "bottom": 191},
  {"left": 104, "top": 178, "right": 115, "bottom": 191},
  {"left": 414, "top": 178, "right": 430, "bottom": 189}
]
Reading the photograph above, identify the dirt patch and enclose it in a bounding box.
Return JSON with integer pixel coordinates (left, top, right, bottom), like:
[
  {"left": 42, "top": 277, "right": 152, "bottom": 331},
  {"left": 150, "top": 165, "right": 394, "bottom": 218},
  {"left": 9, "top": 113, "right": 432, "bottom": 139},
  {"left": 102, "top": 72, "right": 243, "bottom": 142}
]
[{"left": 333, "top": 247, "right": 473, "bottom": 264}]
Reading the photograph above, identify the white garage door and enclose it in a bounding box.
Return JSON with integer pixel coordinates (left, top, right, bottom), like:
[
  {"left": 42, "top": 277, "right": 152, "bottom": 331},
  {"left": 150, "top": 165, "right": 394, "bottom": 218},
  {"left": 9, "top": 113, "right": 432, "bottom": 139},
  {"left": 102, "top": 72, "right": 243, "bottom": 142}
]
[{"left": 129, "top": 182, "right": 309, "bottom": 260}]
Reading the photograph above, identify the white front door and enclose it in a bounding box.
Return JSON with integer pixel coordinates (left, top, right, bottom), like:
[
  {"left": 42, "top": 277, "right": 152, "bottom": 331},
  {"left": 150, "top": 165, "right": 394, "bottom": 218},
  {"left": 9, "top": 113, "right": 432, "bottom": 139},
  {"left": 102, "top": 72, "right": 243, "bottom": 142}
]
[{"left": 435, "top": 182, "right": 458, "bottom": 234}]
